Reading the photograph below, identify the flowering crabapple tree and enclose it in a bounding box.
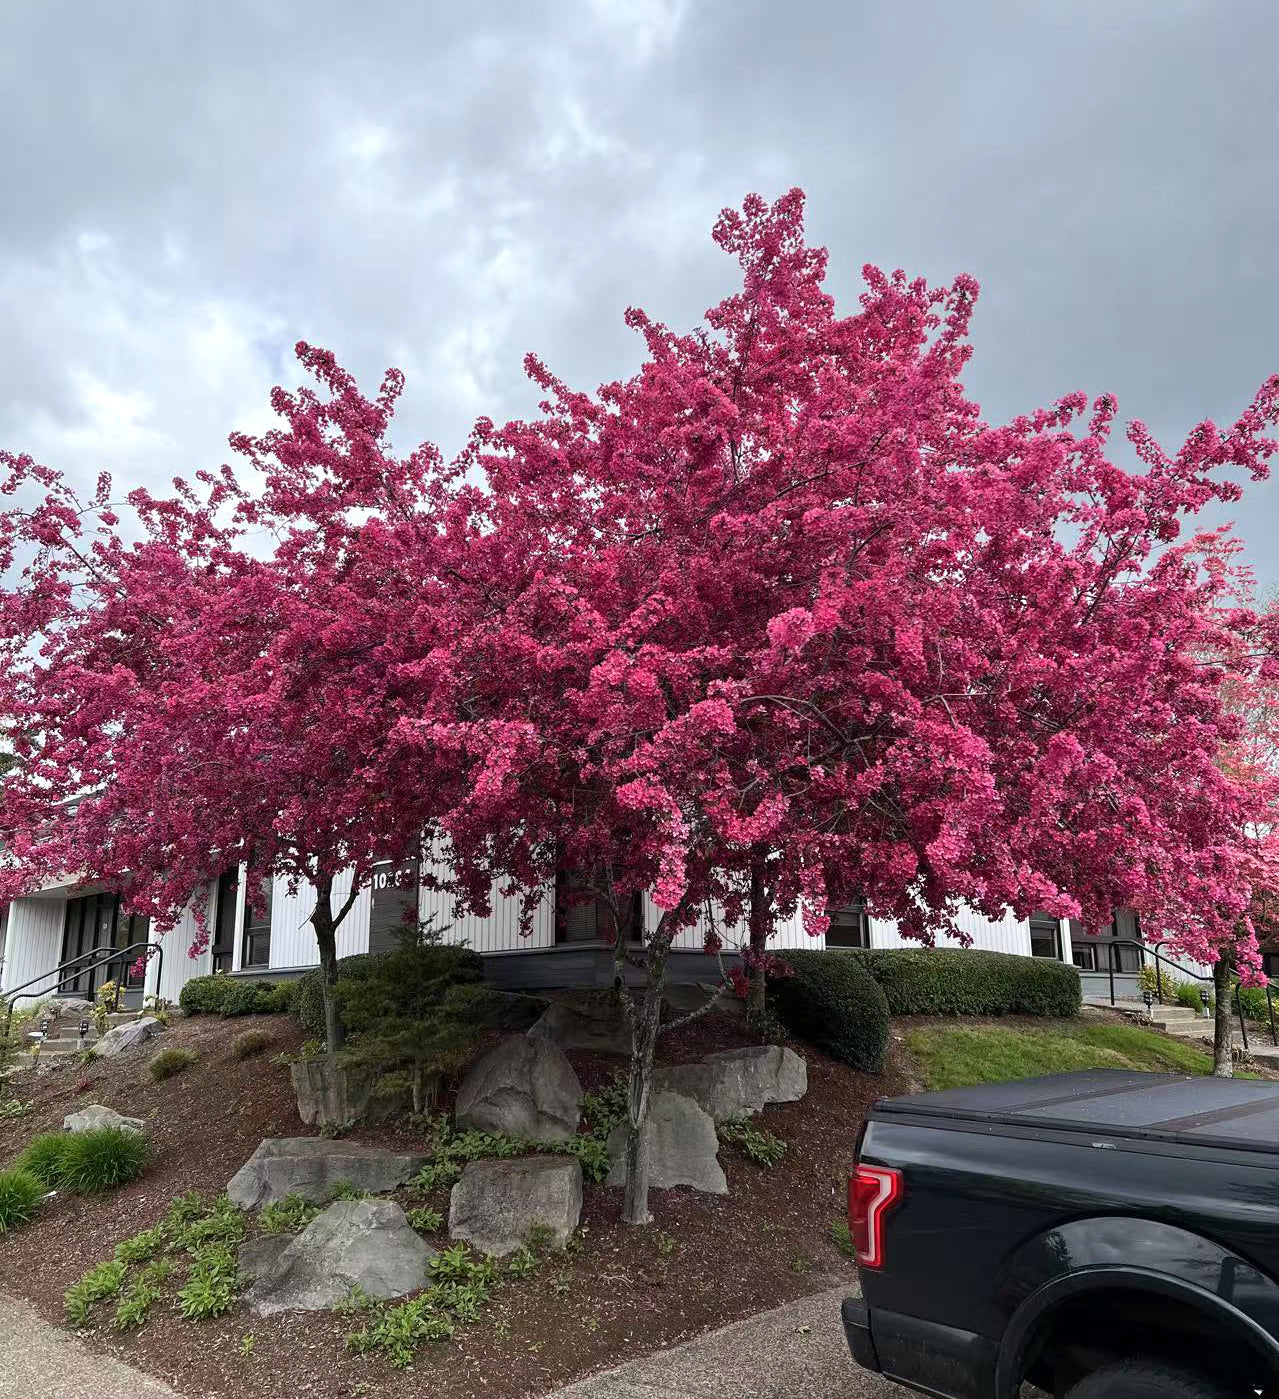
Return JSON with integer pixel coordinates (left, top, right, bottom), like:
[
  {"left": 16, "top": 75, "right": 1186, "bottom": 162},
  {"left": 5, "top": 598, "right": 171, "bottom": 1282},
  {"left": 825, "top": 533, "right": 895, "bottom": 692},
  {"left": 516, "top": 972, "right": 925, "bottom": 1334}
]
[
  {"left": 403, "top": 190, "right": 1279, "bottom": 1222},
  {"left": 0, "top": 351, "right": 469, "bottom": 1050},
  {"left": 1195, "top": 557, "right": 1279, "bottom": 1074}
]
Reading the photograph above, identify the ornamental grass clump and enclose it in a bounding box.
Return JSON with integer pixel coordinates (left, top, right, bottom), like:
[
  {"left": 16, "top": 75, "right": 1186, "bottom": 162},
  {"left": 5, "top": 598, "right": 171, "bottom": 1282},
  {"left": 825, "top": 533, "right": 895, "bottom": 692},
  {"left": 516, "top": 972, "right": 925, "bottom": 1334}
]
[
  {"left": 148, "top": 1046, "right": 198, "bottom": 1081},
  {"left": 0, "top": 1167, "right": 45, "bottom": 1232},
  {"left": 16, "top": 1131, "right": 71, "bottom": 1186},
  {"left": 58, "top": 1125, "right": 149, "bottom": 1193}
]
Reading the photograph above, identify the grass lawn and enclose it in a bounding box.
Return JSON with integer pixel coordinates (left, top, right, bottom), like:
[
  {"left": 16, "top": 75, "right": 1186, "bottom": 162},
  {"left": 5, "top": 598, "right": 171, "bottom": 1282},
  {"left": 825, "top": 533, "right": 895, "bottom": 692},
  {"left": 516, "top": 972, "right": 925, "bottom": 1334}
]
[{"left": 905, "top": 1019, "right": 1226, "bottom": 1091}]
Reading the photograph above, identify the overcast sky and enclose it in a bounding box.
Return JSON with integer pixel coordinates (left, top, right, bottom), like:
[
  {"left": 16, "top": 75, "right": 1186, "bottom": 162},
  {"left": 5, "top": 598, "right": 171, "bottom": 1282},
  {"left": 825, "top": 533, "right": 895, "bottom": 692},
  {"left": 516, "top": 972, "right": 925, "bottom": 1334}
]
[{"left": 2, "top": 0, "right": 1276, "bottom": 586}]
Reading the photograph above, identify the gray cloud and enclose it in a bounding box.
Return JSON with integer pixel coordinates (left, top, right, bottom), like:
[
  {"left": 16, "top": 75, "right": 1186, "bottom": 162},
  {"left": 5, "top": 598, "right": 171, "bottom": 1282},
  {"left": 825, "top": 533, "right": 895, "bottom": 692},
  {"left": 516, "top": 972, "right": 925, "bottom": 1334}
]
[{"left": 2, "top": 0, "right": 1275, "bottom": 584}]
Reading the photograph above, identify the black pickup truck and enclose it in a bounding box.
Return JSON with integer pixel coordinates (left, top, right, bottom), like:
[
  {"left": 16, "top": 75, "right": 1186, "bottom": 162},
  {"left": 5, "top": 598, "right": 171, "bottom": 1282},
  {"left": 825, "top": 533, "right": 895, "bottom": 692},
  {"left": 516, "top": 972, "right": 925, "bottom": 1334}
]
[{"left": 842, "top": 1070, "right": 1279, "bottom": 1399}]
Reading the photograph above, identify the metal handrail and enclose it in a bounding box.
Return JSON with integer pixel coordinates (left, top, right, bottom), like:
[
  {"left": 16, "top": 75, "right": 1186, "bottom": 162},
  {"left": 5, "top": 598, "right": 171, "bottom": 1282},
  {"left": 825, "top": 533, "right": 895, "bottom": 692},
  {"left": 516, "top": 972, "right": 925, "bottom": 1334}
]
[
  {"left": 1087, "top": 936, "right": 1277, "bottom": 1048},
  {"left": 1, "top": 940, "right": 163, "bottom": 1041}
]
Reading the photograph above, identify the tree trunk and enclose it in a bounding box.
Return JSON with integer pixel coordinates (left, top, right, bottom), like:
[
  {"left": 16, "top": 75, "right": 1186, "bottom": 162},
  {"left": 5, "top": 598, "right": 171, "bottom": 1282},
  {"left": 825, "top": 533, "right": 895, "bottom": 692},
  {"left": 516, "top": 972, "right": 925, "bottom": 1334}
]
[
  {"left": 1212, "top": 952, "right": 1234, "bottom": 1079},
  {"left": 621, "top": 932, "right": 671, "bottom": 1227},
  {"left": 311, "top": 874, "right": 344, "bottom": 1053},
  {"left": 745, "top": 861, "right": 770, "bottom": 1031}
]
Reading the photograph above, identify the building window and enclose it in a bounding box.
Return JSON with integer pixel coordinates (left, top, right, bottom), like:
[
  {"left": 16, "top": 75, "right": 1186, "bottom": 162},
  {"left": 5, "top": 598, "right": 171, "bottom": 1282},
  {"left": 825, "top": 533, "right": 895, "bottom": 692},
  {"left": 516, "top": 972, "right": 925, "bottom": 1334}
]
[
  {"left": 241, "top": 876, "right": 273, "bottom": 968},
  {"left": 1029, "top": 914, "right": 1062, "bottom": 960},
  {"left": 369, "top": 858, "right": 420, "bottom": 953},
  {"left": 211, "top": 869, "right": 238, "bottom": 974},
  {"left": 555, "top": 871, "right": 640, "bottom": 944},
  {"left": 826, "top": 900, "right": 869, "bottom": 948},
  {"left": 1071, "top": 912, "right": 1141, "bottom": 974}
]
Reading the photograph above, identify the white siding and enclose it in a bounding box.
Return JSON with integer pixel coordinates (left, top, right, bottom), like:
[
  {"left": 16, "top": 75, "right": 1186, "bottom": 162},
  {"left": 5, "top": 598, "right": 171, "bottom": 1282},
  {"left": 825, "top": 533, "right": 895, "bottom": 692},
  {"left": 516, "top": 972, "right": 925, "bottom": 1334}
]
[
  {"left": 268, "top": 870, "right": 374, "bottom": 971},
  {"left": 419, "top": 862, "right": 556, "bottom": 954},
  {"left": 0, "top": 896, "right": 66, "bottom": 1006},
  {"left": 147, "top": 885, "right": 217, "bottom": 1003},
  {"left": 869, "top": 905, "right": 1033, "bottom": 956}
]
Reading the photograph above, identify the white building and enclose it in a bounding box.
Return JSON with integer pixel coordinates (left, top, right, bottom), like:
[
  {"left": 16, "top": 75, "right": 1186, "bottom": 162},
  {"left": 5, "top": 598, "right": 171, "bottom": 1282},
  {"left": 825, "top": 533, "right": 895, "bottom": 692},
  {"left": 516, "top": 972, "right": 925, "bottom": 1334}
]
[{"left": 0, "top": 857, "right": 1177, "bottom": 1010}]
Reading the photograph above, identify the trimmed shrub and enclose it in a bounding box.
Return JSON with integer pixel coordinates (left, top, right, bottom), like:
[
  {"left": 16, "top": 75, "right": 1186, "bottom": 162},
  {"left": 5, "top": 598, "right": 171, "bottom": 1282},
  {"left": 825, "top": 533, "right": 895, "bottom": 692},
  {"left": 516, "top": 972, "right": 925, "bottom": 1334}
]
[
  {"left": 17, "top": 1131, "right": 71, "bottom": 1186},
  {"left": 0, "top": 1167, "right": 45, "bottom": 1231},
  {"left": 845, "top": 947, "right": 1082, "bottom": 1018},
  {"left": 179, "top": 974, "right": 296, "bottom": 1017},
  {"left": 58, "top": 1126, "right": 149, "bottom": 1193},
  {"left": 768, "top": 950, "right": 889, "bottom": 1072},
  {"left": 148, "top": 1046, "right": 198, "bottom": 1081},
  {"left": 231, "top": 1027, "right": 276, "bottom": 1060}
]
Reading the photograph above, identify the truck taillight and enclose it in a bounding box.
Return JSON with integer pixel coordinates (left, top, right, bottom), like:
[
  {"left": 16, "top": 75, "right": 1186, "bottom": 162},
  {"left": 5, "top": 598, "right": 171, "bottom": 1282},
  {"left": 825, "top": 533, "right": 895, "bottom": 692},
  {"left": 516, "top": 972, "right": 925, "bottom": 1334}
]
[{"left": 848, "top": 1164, "right": 902, "bottom": 1269}]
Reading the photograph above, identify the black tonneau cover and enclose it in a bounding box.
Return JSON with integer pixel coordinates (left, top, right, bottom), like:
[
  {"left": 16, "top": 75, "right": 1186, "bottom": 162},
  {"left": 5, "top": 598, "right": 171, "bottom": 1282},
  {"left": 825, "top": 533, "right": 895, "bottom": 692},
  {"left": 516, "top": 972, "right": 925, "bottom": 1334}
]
[{"left": 874, "top": 1069, "right": 1279, "bottom": 1153}]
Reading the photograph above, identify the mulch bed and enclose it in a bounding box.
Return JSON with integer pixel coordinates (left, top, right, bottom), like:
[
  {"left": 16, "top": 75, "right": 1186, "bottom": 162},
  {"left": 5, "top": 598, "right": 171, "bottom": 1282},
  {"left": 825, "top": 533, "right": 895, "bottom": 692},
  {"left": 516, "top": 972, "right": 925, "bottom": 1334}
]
[{"left": 0, "top": 1006, "right": 903, "bottom": 1398}]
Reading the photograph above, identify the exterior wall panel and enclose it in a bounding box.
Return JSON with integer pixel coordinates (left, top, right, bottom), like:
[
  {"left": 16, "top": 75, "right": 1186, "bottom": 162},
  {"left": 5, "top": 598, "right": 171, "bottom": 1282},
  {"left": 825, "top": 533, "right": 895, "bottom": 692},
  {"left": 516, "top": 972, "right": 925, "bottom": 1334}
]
[
  {"left": 0, "top": 896, "right": 66, "bottom": 1005},
  {"left": 419, "top": 862, "right": 556, "bottom": 954},
  {"left": 149, "top": 885, "right": 217, "bottom": 1004},
  {"left": 868, "top": 905, "right": 1032, "bottom": 956}
]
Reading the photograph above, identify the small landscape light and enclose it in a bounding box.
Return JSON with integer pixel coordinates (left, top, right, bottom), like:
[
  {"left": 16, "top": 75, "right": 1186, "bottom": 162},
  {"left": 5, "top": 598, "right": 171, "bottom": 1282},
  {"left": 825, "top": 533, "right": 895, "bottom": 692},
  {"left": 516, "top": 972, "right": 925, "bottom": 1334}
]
[
  {"left": 1142, "top": 989, "right": 1155, "bottom": 1016},
  {"left": 1200, "top": 987, "right": 1211, "bottom": 1018}
]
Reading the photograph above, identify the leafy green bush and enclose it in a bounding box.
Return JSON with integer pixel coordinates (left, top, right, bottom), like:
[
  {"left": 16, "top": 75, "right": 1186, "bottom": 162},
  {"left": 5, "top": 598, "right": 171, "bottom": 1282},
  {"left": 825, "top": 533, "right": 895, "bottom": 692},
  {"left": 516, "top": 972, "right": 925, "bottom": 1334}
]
[
  {"left": 177, "top": 1244, "right": 243, "bottom": 1319},
  {"left": 719, "top": 1117, "right": 787, "bottom": 1168},
  {"left": 0, "top": 1167, "right": 45, "bottom": 1231},
  {"left": 231, "top": 1027, "right": 276, "bottom": 1060},
  {"left": 59, "top": 1125, "right": 149, "bottom": 1193},
  {"left": 66, "top": 1259, "right": 127, "bottom": 1324},
  {"left": 768, "top": 950, "right": 890, "bottom": 1071},
  {"left": 148, "top": 1046, "right": 198, "bottom": 1081},
  {"left": 844, "top": 947, "right": 1082, "bottom": 1018},
  {"left": 260, "top": 1192, "right": 322, "bottom": 1234},
  {"left": 17, "top": 1131, "right": 71, "bottom": 1186},
  {"left": 179, "top": 973, "right": 295, "bottom": 1016}
]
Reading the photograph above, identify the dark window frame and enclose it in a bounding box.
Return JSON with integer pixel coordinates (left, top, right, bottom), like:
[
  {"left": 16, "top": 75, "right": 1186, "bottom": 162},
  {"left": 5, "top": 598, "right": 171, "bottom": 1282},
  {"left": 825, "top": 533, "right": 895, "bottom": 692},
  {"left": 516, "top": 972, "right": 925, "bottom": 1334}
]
[
  {"left": 826, "top": 899, "right": 870, "bottom": 949},
  {"left": 554, "top": 870, "right": 642, "bottom": 945},
  {"left": 241, "top": 874, "right": 273, "bottom": 969},
  {"left": 1029, "top": 914, "right": 1062, "bottom": 961},
  {"left": 211, "top": 869, "right": 239, "bottom": 975}
]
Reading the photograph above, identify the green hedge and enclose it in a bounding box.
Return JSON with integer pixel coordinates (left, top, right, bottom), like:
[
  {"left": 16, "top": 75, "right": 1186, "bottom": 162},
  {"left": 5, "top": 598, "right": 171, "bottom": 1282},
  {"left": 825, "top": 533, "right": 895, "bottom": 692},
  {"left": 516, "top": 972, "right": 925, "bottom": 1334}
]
[
  {"left": 178, "top": 974, "right": 297, "bottom": 1017},
  {"left": 844, "top": 948, "right": 1081, "bottom": 1018},
  {"left": 768, "top": 949, "right": 889, "bottom": 1072},
  {"left": 294, "top": 945, "right": 486, "bottom": 1040}
]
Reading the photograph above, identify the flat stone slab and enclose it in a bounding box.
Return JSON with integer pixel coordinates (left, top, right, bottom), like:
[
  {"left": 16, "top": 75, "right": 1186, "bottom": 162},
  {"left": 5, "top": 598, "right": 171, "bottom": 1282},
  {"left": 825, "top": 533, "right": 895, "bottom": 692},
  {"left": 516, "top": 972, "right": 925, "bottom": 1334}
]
[
  {"left": 655, "top": 1046, "right": 806, "bottom": 1120},
  {"left": 244, "top": 1199, "right": 435, "bottom": 1316},
  {"left": 606, "top": 1091, "right": 726, "bottom": 1195},
  {"left": 449, "top": 1156, "right": 583, "bottom": 1257},
  {"left": 455, "top": 1036, "right": 582, "bottom": 1142},
  {"left": 63, "top": 1104, "right": 147, "bottom": 1135},
  {"left": 227, "top": 1137, "right": 427, "bottom": 1209},
  {"left": 94, "top": 1016, "right": 161, "bottom": 1058}
]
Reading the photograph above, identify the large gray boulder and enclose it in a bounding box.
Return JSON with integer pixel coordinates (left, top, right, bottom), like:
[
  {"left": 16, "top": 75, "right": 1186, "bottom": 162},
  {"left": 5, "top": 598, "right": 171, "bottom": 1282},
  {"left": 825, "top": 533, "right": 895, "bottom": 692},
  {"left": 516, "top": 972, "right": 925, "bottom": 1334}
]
[
  {"left": 290, "top": 1057, "right": 415, "bottom": 1130},
  {"left": 93, "top": 1016, "right": 161, "bottom": 1058},
  {"left": 655, "top": 1046, "right": 807, "bottom": 1120},
  {"left": 529, "top": 989, "right": 632, "bottom": 1055},
  {"left": 606, "top": 1091, "right": 727, "bottom": 1195},
  {"left": 63, "top": 1104, "right": 146, "bottom": 1135},
  {"left": 454, "top": 1037, "right": 581, "bottom": 1142},
  {"left": 448, "top": 1157, "right": 582, "bottom": 1257},
  {"left": 226, "top": 1138, "right": 427, "bottom": 1209},
  {"left": 244, "top": 1199, "right": 434, "bottom": 1316}
]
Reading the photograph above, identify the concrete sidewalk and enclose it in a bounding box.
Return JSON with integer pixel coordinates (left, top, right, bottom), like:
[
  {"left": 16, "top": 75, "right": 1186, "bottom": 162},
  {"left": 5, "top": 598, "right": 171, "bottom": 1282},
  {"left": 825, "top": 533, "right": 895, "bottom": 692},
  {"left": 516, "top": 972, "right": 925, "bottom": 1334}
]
[
  {"left": 548, "top": 1283, "right": 905, "bottom": 1399},
  {"left": 0, "top": 1294, "right": 183, "bottom": 1399}
]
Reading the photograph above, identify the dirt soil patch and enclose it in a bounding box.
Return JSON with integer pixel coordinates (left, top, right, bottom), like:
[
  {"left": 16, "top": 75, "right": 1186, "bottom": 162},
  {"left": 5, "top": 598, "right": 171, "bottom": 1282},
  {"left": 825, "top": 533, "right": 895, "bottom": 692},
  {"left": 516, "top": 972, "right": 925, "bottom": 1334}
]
[{"left": 0, "top": 1006, "right": 904, "bottom": 1399}]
